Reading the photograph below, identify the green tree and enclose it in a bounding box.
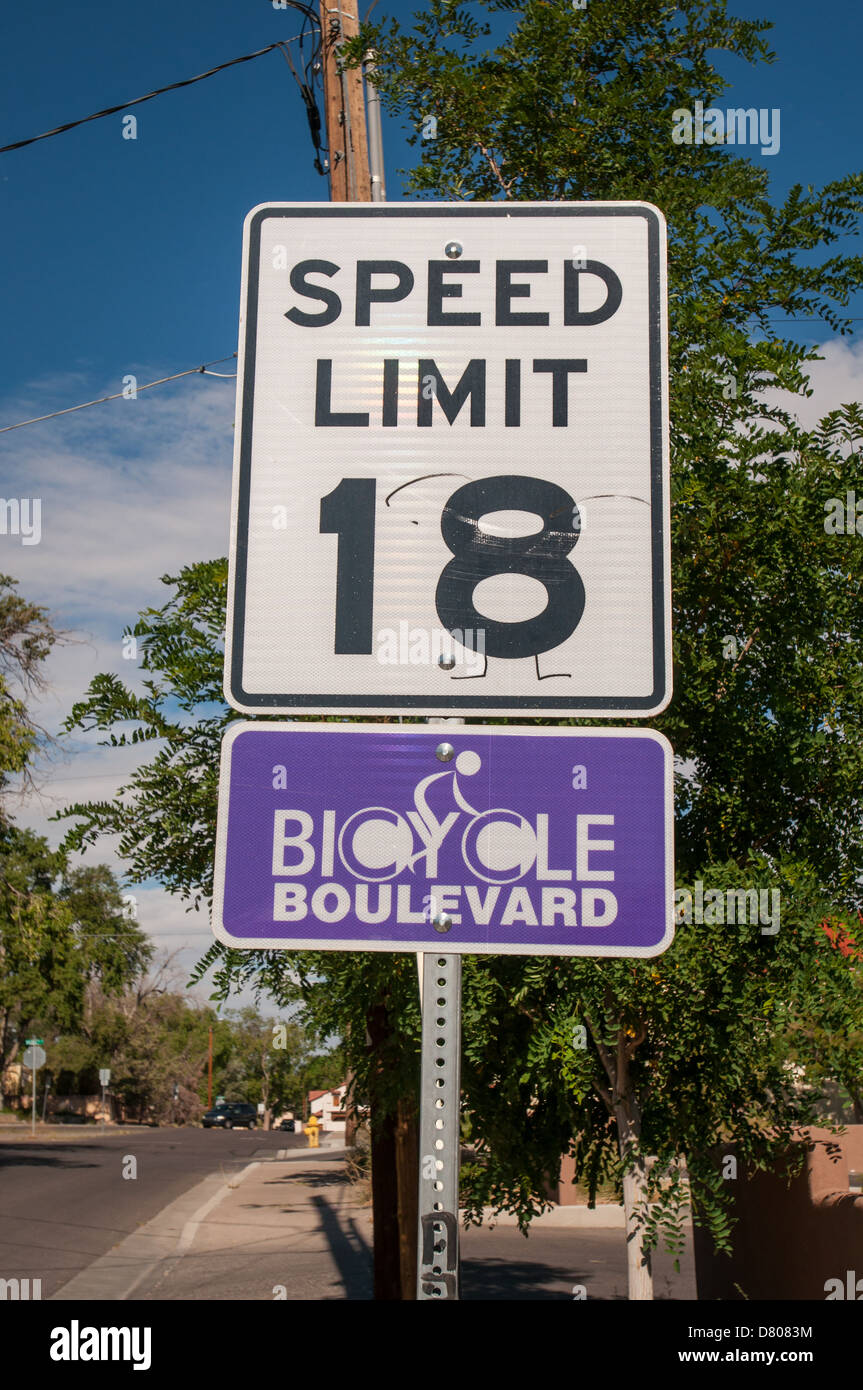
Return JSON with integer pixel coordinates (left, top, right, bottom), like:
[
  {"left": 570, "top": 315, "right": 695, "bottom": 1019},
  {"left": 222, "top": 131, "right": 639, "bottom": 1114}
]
[
  {"left": 52, "top": 962, "right": 236, "bottom": 1125},
  {"left": 100, "top": 989, "right": 215, "bottom": 1123},
  {"left": 783, "top": 911, "right": 863, "bottom": 1124},
  {"left": 303, "top": 1050, "right": 348, "bottom": 1100},
  {"left": 215, "top": 1005, "right": 327, "bottom": 1120},
  {"left": 0, "top": 574, "right": 62, "bottom": 812},
  {"left": 0, "top": 827, "right": 151, "bottom": 1102},
  {"left": 62, "top": 0, "right": 863, "bottom": 1299}
]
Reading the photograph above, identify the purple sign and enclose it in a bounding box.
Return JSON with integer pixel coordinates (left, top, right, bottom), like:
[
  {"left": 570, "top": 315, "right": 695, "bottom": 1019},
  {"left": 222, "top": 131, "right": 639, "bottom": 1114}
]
[{"left": 212, "top": 724, "right": 674, "bottom": 957}]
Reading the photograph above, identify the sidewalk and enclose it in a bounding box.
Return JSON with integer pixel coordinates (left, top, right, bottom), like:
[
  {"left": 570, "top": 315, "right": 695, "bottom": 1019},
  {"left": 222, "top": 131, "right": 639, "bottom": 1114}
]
[
  {"left": 51, "top": 1144, "right": 695, "bottom": 1301},
  {"left": 52, "top": 1148, "right": 374, "bottom": 1302}
]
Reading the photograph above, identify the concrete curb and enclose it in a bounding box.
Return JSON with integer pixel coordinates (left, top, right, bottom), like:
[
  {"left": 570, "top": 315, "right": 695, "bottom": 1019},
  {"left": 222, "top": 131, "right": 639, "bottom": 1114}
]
[
  {"left": 277, "top": 1144, "right": 348, "bottom": 1160},
  {"left": 0, "top": 1126, "right": 143, "bottom": 1140}
]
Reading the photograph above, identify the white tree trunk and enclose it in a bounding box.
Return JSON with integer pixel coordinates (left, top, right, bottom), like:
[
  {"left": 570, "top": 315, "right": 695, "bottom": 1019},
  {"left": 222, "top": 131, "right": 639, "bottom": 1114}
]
[
  {"left": 622, "top": 1157, "right": 654, "bottom": 1300},
  {"left": 616, "top": 1101, "right": 654, "bottom": 1301},
  {"left": 588, "top": 1018, "right": 654, "bottom": 1301}
]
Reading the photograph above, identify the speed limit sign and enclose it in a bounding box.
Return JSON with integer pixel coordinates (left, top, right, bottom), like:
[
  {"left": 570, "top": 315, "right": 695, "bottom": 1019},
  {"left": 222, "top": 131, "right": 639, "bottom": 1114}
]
[{"left": 225, "top": 203, "right": 670, "bottom": 717}]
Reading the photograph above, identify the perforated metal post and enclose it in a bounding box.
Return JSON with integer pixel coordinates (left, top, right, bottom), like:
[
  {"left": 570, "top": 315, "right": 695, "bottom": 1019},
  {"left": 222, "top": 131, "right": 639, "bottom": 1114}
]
[{"left": 416, "top": 951, "right": 462, "bottom": 1299}]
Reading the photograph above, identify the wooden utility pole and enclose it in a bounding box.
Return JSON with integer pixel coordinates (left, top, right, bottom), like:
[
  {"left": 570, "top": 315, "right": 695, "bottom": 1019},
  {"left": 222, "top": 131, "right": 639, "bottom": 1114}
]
[
  {"left": 316, "top": 0, "right": 419, "bottom": 1306},
  {"left": 316, "top": 8, "right": 418, "bottom": 1299},
  {"left": 319, "top": 0, "right": 371, "bottom": 201}
]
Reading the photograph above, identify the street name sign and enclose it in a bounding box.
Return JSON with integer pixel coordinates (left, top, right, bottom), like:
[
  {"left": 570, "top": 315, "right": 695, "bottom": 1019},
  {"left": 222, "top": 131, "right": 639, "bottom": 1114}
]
[
  {"left": 212, "top": 723, "right": 674, "bottom": 957},
  {"left": 225, "top": 202, "right": 670, "bottom": 718}
]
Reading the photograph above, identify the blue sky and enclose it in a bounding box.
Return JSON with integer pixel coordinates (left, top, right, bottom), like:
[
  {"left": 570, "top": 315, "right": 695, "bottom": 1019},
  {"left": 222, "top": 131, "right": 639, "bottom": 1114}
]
[
  {"left": 1, "top": 0, "right": 861, "bottom": 400},
  {"left": 1, "top": 0, "right": 862, "bottom": 1005}
]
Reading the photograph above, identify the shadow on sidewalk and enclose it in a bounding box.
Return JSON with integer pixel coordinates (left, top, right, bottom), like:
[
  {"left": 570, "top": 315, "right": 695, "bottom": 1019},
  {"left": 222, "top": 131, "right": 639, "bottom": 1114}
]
[
  {"left": 461, "top": 1255, "right": 623, "bottom": 1301},
  {"left": 310, "top": 1195, "right": 373, "bottom": 1300},
  {"left": 278, "top": 1171, "right": 349, "bottom": 1189}
]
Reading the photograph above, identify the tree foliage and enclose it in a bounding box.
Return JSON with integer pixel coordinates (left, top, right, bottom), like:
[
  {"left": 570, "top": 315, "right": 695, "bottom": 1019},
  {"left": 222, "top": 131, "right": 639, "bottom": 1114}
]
[
  {"left": 0, "top": 826, "right": 151, "bottom": 1096},
  {"left": 0, "top": 573, "right": 61, "bottom": 811},
  {"left": 61, "top": 0, "right": 863, "bottom": 1270}
]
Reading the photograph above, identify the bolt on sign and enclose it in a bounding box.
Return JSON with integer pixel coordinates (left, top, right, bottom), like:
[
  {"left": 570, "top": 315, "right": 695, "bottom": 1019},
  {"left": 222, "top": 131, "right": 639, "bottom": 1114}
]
[
  {"left": 225, "top": 203, "right": 670, "bottom": 717},
  {"left": 212, "top": 724, "right": 675, "bottom": 957}
]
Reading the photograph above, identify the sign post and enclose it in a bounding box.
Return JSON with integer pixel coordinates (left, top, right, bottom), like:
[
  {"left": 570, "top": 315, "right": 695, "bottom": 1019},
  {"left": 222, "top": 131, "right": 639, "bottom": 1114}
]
[
  {"left": 417, "top": 718, "right": 463, "bottom": 1300},
  {"left": 23, "top": 1043, "right": 46, "bottom": 1136},
  {"left": 99, "top": 1068, "right": 111, "bottom": 1129},
  {"left": 219, "top": 200, "right": 671, "bottom": 1301},
  {"left": 416, "top": 951, "right": 462, "bottom": 1298}
]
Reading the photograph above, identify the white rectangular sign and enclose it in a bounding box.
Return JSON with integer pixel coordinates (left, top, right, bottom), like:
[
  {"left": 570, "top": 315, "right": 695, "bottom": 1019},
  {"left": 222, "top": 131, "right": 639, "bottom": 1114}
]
[{"left": 225, "top": 203, "right": 670, "bottom": 716}]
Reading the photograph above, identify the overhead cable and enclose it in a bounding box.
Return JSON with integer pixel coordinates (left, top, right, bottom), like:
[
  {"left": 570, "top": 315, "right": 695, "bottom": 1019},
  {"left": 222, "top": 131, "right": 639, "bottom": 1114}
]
[
  {"left": 0, "top": 355, "right": 237, "bottom": 434},
  {"left": 1, "top": 43, "right": 287, "bottom": 153}
]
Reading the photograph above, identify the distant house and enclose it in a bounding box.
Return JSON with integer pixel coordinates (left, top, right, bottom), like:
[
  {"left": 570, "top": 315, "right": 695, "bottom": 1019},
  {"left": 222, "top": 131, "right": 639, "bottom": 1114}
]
[{"left": 308, "top": 1083, "right": 349, "bottom": 1133}]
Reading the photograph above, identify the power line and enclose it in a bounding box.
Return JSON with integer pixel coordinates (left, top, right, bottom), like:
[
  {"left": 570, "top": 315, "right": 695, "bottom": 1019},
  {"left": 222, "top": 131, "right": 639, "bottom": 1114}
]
[
  {"left": 0, "top": 354, "right": 237, "bottom": 434},
  {"left": 277, "top": 32, "right": 326, "bottom": 176},
  {"left": 1, "top": 42, "right": 290, "bottom": 154},
  {"left": 763, "top": 317, "right": 863, "bottom": 325}
]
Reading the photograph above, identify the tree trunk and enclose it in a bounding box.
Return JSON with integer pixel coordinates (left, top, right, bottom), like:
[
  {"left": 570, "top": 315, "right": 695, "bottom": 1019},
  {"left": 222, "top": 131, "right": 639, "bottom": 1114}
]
[
  {"left": 366, "top": 995, "right": 421, "bottom": 1300},
  {"left": 344, "top": 1064, "right": 358, "bottom": 1148},
  {"left": 367, "top": 1004, "right": 402, "bottom": 1299},
  {"left": 616, "top": 1106, "right": 654, "bottom": 1301},
  {"left": 370, "top": 1100, "right": 401, "bottom": 1298},
  {"left": 621, "top": 1151, "right": 654, "bottom": 1300},
  {"left": 395, "top": 1097, "right": 419, "bottom": 1299},
  {"left": 0, "top": 1005, "right": 7, "bottom": 1108},
  {"left": 588, "top": 1015, "right": 654, "bottom": 1302}
]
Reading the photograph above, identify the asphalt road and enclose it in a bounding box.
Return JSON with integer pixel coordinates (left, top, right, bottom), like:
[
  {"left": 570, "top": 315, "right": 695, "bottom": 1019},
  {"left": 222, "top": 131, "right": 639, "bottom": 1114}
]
[{"left": 0, "top": 1125, "right": 303, "bottom": 1298}]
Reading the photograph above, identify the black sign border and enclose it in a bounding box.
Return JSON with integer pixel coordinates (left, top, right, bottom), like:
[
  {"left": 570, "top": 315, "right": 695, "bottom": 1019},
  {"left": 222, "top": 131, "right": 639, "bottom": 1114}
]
[{"left": 227, "top": 203, "right": 668, "bottom": 714}]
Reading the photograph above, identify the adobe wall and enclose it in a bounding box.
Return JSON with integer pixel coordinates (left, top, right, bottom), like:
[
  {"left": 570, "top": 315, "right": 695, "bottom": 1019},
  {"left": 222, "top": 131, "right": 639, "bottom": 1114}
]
[{"left": 693, "top": 1127, "right": 863, "bottom": 1300}]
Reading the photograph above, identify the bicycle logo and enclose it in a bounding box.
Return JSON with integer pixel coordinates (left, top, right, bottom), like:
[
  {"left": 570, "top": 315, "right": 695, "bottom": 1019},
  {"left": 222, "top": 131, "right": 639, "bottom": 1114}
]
[{"left": 336, "top": 749, "right": 539, "bottom": 887}]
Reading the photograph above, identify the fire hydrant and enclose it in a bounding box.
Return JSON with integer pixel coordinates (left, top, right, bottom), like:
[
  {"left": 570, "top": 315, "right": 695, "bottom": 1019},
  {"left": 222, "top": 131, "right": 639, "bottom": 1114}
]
[{"left": 306, "top": 1114, "right": 320, "bottom": 1148}]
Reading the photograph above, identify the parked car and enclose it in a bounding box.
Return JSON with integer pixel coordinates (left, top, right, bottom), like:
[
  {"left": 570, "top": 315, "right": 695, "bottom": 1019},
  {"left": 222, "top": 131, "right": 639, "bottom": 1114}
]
[
  {"left": 202, "top": 1103, "right": 257, "bottom": 1130},
  {"left": 276, "top": 1118, "right": 295, "bottom": 1132}
]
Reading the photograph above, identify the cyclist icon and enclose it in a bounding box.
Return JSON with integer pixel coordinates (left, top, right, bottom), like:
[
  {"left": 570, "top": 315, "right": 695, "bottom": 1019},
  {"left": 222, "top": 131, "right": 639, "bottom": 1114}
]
[{"left": 337, "top": 749, "right": 537, "bottom": 886}]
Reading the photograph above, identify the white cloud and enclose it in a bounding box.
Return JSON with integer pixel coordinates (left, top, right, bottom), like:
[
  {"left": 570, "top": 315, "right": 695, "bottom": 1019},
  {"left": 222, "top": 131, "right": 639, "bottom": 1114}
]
[
  {"left": 0, "top": 373, "right": 234, "bottom": 627},
  {"left": 0, "top": 370, "right": 249, "bottom": 1002},
  {"left": 767, "top": 336, "right": 863, "bottom": 430}
]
